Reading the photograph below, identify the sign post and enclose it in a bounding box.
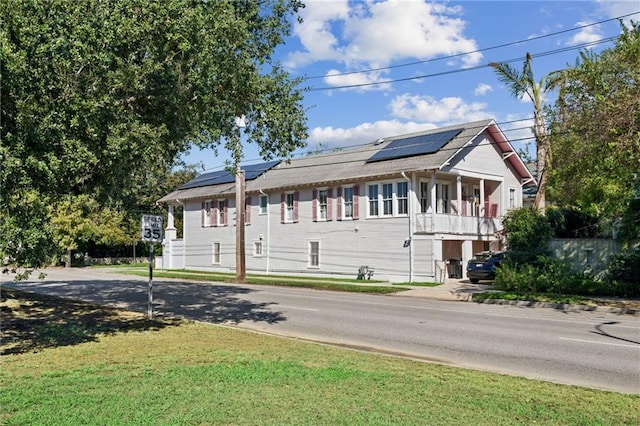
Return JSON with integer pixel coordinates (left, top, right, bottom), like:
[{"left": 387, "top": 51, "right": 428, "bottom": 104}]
[{"left": 141, "top": 214, "right": 163, "bottom": 319}]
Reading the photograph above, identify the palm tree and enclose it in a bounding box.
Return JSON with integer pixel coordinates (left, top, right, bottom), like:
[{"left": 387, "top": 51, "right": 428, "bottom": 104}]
[{"left": 490, "top": 53, "right": 564, "bottom": 211}]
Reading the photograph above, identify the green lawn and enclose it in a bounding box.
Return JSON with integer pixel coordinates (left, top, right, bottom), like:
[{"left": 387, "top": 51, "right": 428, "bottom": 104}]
[
  {"left": 108, "top": 265, "right": 409, "bottom": 294},
  {"left": 1, "top": 288, "right": 638, "bottom": 425}
]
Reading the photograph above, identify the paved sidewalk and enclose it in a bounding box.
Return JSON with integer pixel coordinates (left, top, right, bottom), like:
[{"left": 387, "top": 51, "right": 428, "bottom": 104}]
[
  {"left": 395, "top": 279, "right": 493, "bottom": 301},
  {"left": 395, "top": 279, "right": 639, "bottom": 316}
]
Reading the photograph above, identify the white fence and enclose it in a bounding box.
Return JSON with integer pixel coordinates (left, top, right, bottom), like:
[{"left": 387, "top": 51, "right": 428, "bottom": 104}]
[{"left": 549, "top": 238, "right": 639, "bottom": 273}]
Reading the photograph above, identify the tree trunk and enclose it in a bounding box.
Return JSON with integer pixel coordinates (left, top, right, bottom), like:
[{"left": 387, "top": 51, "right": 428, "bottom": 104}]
[
  {"left": 65, "top": 249, "right": 72, "bottom": 268},
  {"left": 533, "top": 112, "right": 548, "bottom": 212}
]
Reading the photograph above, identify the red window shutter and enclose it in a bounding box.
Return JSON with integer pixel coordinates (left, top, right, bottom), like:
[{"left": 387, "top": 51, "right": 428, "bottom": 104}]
[
  {"left": 245, "top": 196, "right": 251, "bottom": 224},
  {"left": 201, "top": 201, "right": 205, "bottom": 227},
  {"left": 353, "top": 185, "right": 360, "bottom": 220},
  {"left": 294, "top": 191, "right": 299, "bottom": 223},
  {"left": 336, "top": 187, "right": 343, "bottom": 221},
  {"left": 224, "top": 199, "right": 229, "bottom": 226},
  {"left": 312, "top": 190, "right": 318, "bottom": 222},
  {"left": 281, "top": 193, "right": 285, "bottom": 223},
  {"left": 327, "top": 188, "right": 333, "bottom": 221},
  {"left": 490, "top": 203, "right": 498, "bottom": 218}
]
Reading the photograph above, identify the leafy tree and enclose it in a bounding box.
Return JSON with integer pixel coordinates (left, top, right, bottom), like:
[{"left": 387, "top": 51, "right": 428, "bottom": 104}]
[
  {"left": 546, "top": 206, "right": 601, "bottom": 238},
  {"left": 0, "top": 191, "right": 52, "bottom": 280},
  {"left": 501, "top": 207, "right": 553, "bottom": 263},
  {"left": 547, "top": 22, "right": 640, "bottom": 240},
  {"left": 490, "top": 54, "right": 565, "bottom": 211},
  {"left": 50, "top": 195, "right": 130, "bottom": 267},
  {"left": 0, "top": 0, "right": 308, "bottom": 273}
]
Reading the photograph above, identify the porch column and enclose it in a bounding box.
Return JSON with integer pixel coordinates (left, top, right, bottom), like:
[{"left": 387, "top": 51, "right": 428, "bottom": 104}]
[
  {"left": 164, "top": 204, "right": 178, "bottom": 269},
  {"left": 461, "top": 240, "right": 473, "bottom": 279},
  {"left": 456, "top": 175, "right": 462, "bottom": 233},
  {"left": 167, "top": 204, "right": 175, "bottom": 229},
  {"left": 479, "top": 179, "right": 485, "bottom": 217},
  {"left": 433, "top": 238, "right": 444, "bottom": 283},
  {"left": 430, "top": 173, "right": 437, "bottom": 231}
]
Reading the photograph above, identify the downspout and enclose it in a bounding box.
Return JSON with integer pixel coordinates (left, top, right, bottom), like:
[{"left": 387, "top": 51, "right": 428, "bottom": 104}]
[
  {"left": 401, "top": 172, "right": 414, "bottom": 283},
  {"left": 259, "top": 189, "right": 270, "bottom": 274}
]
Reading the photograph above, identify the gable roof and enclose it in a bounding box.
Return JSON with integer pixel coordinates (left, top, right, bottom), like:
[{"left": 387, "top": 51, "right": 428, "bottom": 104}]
[{"left": 158, "top": 119, "right": 535, "bottom": 203}]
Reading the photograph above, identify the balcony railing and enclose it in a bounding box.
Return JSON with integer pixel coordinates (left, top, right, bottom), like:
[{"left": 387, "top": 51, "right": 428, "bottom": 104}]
[{"left": 414, "top": 212, "right": 501, "bottom": 235}]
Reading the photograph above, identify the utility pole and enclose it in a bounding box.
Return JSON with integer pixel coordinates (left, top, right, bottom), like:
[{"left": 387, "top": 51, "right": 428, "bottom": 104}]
[{"left": 235, "top": 116, "right": 247, "bottom": 283}]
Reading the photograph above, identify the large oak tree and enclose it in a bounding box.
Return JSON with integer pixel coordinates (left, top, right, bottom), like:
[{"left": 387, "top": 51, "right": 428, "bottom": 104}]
[{"left": 0, "top": 0, "right": 308, "bottom": 273}]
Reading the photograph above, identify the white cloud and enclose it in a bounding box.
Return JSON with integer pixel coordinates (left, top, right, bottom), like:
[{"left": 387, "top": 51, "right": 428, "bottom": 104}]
[
  {"left": 474, "top": 83, "right": 493, "bottom": 96},
  {"left": 389, "top": 93, "right": 492, "bottom": 123},
  {"left": 286, "top": 0, "right": 482, "bottom": 74},
  {"left": 284, "top": 0, "right": 350, "bottom": 68},
  {"left": 307, "top": 92, "right": 495, "bottom": 150},
  {"left": 565, "top": 21, "right": 603, "bottom": 46},
  {"left": 322, "top": 69, "right": 392, "bottom": 92},
  {"left": 596, "top": 0, "right": 639, "bottom": 27},
  {"left": 308, "top": 120, "right": 435, "bottom": 148}
]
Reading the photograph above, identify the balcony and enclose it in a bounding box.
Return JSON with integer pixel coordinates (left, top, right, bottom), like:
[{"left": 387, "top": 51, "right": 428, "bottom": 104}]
[{"left": 414, "top": 202, "right": 501, "bottom": 236}]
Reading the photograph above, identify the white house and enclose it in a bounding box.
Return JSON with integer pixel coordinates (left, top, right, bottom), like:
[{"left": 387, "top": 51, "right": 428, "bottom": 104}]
[{"left": 158, "top": 119, "right": 535, "bottom": 282}]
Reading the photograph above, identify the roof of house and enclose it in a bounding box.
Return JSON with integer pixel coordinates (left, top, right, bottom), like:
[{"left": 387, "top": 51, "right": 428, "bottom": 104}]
[{"left": 159, "top": 119, "right": 535, "bottom": 203}]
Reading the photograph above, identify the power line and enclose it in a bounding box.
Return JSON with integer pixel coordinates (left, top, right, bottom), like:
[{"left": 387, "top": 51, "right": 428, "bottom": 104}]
[
  {"left": 304, "top": 10, "right": 640, "bottom": 80},
  {"left": 192, "top": 11, "right": 639, "bottom": 172},
  {"left": 309, "top": 36, "right": 620, "bottom": 92}
]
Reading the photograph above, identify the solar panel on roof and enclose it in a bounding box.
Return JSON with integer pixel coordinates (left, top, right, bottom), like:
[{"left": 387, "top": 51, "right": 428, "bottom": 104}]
[
  {"left": 366, "top": 128, "right": 463, "bottom": 163},
  {"left": 177, "top": 160, "right": 280, "bottom": 190}
]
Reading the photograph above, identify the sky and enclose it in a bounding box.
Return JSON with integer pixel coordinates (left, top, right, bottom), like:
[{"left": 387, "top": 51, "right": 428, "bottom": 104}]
[{"left": 181, "top": 0, "right": 640, "bottom": 172}]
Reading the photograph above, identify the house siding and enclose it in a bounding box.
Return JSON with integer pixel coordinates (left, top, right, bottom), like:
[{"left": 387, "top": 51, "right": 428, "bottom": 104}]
[{"left": 161, "top": 120, "right": 534, "bottom": 282}]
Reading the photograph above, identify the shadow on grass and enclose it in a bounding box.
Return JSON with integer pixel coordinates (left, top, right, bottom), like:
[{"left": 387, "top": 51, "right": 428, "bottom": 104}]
[{"left": 1, "top": 288, "right": 181, "bottom": 355}]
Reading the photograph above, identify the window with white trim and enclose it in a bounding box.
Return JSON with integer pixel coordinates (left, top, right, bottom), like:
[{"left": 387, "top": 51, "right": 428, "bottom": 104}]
[
  {"left": 436, "top": 182, "right": 450, "bottom": 214},
  {"left": 260, "top": 194, "right": 268, "bottom": 215},
  {"left": 202, "top": 200, "right": 212, "bottom": 227},
  {"left": 286, "top": 193, "right": 295, "bottom": 222},
  {"left": 216, "top": 200, "right": 225, "bottom": 226},
  {"left": 280, "top": 191, "right": 299, "bottom": 223},
  {"left": 309, "top": 241, "right": 320, "bottom": 268},
  {"left": 212, "top": 242, "right": 221, "bottom": 264},
  {"left": 253, "top": 241, "right": 263, "bottom": 257},
  {"left": 368, "top": 185, "right": 379, "bottom": 216},
  {"left": 343, "top": 186, "right": 354, "bottom": 218},
  {"left": 420, "top": 181, "right": 430, "bottom": 213},
  {"left": 397, "top": 181, "right": 408, "bottom": 215},
  {"left": 367, "top": 181, "right": 409, "bottom": 217},
  {"left": 509, "top": 188, "right": 516, "bottom": 209},
  {"left": 382, "top": 183, "right": 393, "bottom": 216},
  {"left": 473, "top": 186, "right": 481, "bottom": 216},
  {"left": 319, "top": 189, "right": 328, "bottom": 220}
]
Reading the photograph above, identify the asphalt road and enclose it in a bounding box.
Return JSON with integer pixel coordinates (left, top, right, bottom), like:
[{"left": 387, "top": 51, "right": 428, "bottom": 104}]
[{"left": 5, "top": 267, "right": 639, "bottom": 394}]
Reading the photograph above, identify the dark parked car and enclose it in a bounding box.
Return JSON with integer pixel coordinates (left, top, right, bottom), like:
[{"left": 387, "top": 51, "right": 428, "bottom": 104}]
[{"left": 466, "top": 251, "right": 504, "bottom": 283}]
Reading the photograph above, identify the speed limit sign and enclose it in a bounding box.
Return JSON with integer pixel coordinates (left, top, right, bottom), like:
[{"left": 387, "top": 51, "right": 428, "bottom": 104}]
[{"left": 141, "top": 214, "right": 164, "bottom": 243}]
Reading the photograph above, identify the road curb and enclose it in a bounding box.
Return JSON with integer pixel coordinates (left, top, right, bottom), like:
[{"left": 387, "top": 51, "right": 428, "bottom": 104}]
[{"left": 471, "top": 297, "right": 640, "bottom": 316}]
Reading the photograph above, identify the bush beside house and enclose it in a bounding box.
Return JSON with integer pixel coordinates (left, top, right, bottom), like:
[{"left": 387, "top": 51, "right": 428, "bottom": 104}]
[{"left": 495, "top": 207, "right": 639, "bottom": 298}]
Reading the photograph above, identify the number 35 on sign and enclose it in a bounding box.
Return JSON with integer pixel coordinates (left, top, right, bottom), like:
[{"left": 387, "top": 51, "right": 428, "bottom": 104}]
[{"left": 141, "top": 214, "right": 164, "bottom": 243}]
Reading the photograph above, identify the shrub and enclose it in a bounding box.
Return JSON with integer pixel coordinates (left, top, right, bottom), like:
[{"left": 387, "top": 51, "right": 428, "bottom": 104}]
[
  {"left": 494, "top": 255, "right": 630, "bottom": 297},
  {"left": 502, "top": 208, "right": 552, "bottom": 256},
  {"left": 603, "top": 251, "right": 640, "bottom": 298}
]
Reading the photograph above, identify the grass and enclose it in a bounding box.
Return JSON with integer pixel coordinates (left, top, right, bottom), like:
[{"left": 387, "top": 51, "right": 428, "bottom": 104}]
[
  {"left": 473, "top": 291, "right": 640, "bottom": 311},
  {"left": 2, "top": 288, "right": 639, "bottom": 425},
  {"left": 107, "top": 266, "right": 409, "bottom": 295}
]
